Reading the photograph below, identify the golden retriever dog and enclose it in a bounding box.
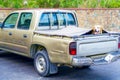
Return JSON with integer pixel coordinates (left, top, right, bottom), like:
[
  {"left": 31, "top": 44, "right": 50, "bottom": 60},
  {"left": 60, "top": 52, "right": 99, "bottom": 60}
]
[{"left": 92, "top": 25, "right": 103, "bottom": 34}]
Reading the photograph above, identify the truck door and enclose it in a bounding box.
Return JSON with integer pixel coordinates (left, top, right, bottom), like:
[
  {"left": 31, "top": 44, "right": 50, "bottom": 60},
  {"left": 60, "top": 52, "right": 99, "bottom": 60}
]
[
  {"left": 0, "top": 13, "right": 19, "bottom": 50},
  {"left": 14, "top": 12, "right": 33, "bottom": 54}
]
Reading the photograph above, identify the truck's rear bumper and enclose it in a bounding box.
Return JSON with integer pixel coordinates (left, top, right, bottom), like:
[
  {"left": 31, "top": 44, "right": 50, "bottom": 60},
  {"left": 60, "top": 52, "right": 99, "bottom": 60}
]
[{"left": 72, "top": 51, "right": 120, "bottom": 66}]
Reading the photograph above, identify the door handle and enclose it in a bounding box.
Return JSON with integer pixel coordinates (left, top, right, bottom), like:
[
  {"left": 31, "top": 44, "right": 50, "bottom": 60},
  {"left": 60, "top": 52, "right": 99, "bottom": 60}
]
[
  {"left": 23, "top": 34, "right": 27, "bottom": 38},
  {"left": 9, "top": 32, "right": 12, "bottom": 36}
]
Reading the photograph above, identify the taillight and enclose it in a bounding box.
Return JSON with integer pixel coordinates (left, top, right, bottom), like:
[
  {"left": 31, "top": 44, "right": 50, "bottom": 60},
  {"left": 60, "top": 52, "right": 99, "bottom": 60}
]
[
  {"left": 69, "top": 42, "right": 76, "bottom": 55},
  {"left": 118, "top": 43, "right": 120, "bottom": 49},
  {"left": 118, "top": 37, "right": 120, "bottom": 49}
]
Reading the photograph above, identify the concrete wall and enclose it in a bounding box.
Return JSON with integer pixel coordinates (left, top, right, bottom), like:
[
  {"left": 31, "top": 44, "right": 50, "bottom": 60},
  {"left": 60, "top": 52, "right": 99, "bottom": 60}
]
[
  {"left": 75, "top": 9, "right": 120, "bottom": 32},
  {"left": 0, "top": 8, "right": 120, "bottom": 32},
  {"left": 0, "top": 9, "right": 12, "bottom": 22}
]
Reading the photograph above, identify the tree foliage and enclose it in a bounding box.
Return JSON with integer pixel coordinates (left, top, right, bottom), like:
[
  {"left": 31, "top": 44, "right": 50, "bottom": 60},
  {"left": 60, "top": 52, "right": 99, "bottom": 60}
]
[{"left": 0, "top": 0, "right": 119, "bottom": 8}]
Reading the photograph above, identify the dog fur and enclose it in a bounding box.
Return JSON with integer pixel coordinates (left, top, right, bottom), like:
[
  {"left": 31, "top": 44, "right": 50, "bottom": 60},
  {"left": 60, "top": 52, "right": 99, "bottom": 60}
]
[{"left": 92, "top": 25, "right": 103, "bottom": 34}]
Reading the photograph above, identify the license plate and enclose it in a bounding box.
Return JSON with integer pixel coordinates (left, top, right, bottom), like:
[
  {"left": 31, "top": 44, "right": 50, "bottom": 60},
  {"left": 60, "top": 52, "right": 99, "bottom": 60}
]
[{"left": 105, "top": 54, "right": 115, "bottom": 63}]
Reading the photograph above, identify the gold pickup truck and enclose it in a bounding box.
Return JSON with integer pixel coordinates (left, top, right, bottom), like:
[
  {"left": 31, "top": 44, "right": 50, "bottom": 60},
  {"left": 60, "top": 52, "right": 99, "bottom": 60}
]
[{"left": 0, "top": 9, "right": 120, "bottom": 77}]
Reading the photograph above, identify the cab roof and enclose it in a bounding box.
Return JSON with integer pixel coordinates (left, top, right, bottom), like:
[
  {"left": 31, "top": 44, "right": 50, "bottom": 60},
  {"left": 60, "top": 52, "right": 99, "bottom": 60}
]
[{"left": 12, "top": 9, "right": 75, "bottom": 13}]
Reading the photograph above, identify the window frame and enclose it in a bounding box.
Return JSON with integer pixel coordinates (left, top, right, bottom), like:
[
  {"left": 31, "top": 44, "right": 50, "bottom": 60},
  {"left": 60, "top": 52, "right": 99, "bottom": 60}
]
[
  {"left": 50, "top": 12, "right": 59, "bottom": 29},
  {"left": 38, "top": 12, "right": 77, "bottom": 30},
  {"left": 38, "top": 12, "right": 51, "bottom": 30},
  {"left": 2, "top": 13, "right": 19, "bottom": 29},
  {"left": 17, "top": 12, "right": 32, "bottom": 30},
  {"left": 66, "top": 13, "right": 76, "bottom": 26}
]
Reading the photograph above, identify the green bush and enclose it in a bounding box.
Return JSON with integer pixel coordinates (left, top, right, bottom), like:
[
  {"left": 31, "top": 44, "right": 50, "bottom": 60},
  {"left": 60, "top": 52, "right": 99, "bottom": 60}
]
[{"left": 0, "top": 0, "right": 119, "bottom": 8}]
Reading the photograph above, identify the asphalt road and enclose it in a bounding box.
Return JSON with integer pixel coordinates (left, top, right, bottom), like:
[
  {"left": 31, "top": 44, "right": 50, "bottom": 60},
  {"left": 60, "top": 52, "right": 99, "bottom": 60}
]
[{"left": 0, "top": 52, "right": 120, "bottom": 80}]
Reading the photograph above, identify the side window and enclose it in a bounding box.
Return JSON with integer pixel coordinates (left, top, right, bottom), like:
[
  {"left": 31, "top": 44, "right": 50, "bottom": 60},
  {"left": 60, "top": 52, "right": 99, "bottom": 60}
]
[
  {"left": 18, "top": 13, "right": 32, "bottom": 30},
  {"left": 3, "top": 13, "right": 18, "bottom": 28},
  {"left": 38, "top": 13, "right": 50, "bottom": 29},
  {"left": 66, "top": 13, "right": 76, "bottom": 25}
]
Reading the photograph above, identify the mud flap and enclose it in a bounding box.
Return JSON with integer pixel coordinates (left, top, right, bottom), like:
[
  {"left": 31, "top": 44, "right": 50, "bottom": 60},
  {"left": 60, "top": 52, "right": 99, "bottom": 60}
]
[{"left": 49, "top": 63, "right": 58, "bottom": 74}]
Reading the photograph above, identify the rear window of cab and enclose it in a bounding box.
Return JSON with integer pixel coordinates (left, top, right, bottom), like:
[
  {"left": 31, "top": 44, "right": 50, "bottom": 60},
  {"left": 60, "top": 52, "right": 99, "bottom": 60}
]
[{"left": 38, "top": 12, "right": 76, "bottom": 30}]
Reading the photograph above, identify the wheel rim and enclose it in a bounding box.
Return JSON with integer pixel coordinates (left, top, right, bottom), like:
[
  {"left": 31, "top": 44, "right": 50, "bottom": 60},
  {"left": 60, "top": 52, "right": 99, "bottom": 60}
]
[{"left": 36, "top": 55, "right": 46, "bottom": 73}]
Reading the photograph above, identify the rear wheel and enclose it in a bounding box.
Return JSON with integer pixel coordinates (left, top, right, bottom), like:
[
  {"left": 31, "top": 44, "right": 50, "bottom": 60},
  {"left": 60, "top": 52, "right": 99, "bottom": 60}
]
[{"left": 34, "top": 50, "right": 58, "bottom": 77}]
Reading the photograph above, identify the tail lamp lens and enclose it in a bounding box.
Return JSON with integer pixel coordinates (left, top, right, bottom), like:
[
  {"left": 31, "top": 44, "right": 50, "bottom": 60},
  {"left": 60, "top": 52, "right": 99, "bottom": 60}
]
[
  {"left": 118, "top": 43, "right": 120, "bottom": 49},
  {"left": 69, "top": 42, "right": 76, "bottom": 55}
]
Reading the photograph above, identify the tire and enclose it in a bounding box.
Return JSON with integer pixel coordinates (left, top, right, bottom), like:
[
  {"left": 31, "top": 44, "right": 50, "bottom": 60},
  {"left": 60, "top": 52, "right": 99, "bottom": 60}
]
[{"left": 34, "top": 50, "right": 58, "bottom": 77}]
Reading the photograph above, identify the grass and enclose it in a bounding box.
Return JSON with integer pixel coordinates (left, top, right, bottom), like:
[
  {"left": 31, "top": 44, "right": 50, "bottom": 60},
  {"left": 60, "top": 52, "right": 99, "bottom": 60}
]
[{"left": 0, "top": 0, "right": 119, "bottom": 8}]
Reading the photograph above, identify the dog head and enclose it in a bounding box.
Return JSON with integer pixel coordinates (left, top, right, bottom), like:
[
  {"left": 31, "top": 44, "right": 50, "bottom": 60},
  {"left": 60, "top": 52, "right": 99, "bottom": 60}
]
[{"left": 92, "top": 25, "right": 103, "bottom": 34}]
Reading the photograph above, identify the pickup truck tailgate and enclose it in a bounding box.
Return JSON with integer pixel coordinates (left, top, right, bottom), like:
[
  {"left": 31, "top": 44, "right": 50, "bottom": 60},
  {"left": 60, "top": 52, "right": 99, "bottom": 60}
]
[{"left": 76, "top": 35, "right": 118, "bottom": 56}]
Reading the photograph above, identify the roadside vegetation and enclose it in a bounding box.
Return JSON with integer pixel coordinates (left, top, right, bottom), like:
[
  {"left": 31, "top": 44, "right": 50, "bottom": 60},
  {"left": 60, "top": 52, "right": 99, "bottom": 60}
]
[{"left": 0, "top": 0, "right": 120, "bottom": 8}]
